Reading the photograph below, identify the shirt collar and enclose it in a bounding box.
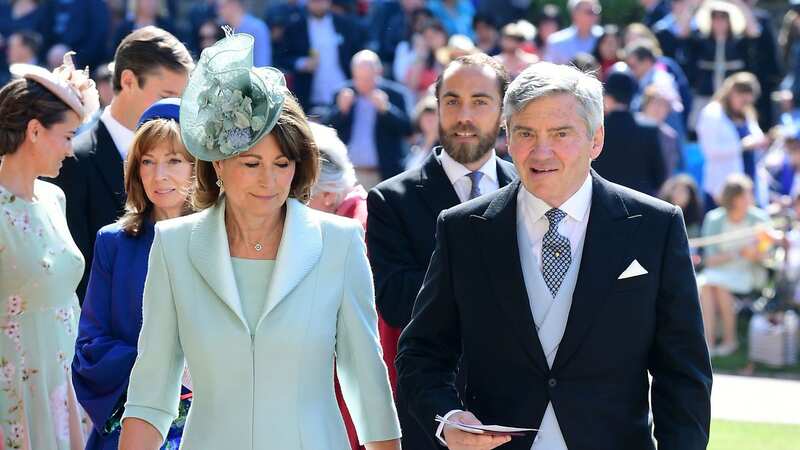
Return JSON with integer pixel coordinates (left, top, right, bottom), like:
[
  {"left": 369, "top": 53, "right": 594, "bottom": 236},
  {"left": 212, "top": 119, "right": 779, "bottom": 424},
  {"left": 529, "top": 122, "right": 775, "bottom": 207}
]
[
  {"left": 100, "top": 107, "right": 135, "bottom": 157},
  {"left": 439, "top": 148, "right": 498, "bottom": 186},
  {"left": 519, "top": 174, "right": 593, "bottom": 223}
]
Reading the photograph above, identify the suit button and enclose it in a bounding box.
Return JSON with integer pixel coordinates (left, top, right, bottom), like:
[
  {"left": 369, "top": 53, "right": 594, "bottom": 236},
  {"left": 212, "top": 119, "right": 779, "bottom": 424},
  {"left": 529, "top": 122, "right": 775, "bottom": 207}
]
[{"left": 548, "top": 378, "right": 557, "bottom": 388}]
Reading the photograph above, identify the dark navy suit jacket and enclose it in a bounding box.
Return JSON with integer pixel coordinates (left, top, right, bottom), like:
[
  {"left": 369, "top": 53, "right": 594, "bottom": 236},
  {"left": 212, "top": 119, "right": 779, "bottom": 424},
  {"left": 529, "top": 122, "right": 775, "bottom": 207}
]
[{"left": 72, "top": 221, "right": 154, "bottom": 450}]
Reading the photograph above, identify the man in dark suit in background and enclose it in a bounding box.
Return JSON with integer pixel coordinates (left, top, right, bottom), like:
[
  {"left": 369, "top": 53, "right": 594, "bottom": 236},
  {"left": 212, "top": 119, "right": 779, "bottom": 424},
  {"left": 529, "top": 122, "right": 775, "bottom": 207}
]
[
  {"left": 367, "top": 53, "right": 517, "bottom": 450},
  {"left": 274, "top": 0, "right": 364, "bottom": 112},
  {"left": 397, "top": 62, "right": 711, "bottom": 450},
  {"left": 592, "top": 70, "right": 666, "bottom": 196},
  {"left": 51, "top": 27, "right": 192, "bottom": 300},
  {"left": 327, "top": 50, "right": 412, "bottom": 188}
]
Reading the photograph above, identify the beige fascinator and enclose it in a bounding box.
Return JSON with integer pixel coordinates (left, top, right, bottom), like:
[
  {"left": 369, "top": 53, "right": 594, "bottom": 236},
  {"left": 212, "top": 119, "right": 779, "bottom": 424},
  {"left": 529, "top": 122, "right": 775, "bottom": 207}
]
[{"left": 10, "top": 52, "right": 101, "bottom": 123}]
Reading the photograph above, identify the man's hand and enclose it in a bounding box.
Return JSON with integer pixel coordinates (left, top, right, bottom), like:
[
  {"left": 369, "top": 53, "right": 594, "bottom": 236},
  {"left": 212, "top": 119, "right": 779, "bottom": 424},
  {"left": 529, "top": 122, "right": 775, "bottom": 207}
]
[
  {"left": 442, "top": 411, "right": 512, "bottom": 450},
  {"left": 337, "top": 88, "right": 356, "bottom": 114},
  {"left": 370, "top": 89, "right": 390, "bottom": 113},
  {"left": 302, "top": 52, "right": 319, "bottom": 73}
]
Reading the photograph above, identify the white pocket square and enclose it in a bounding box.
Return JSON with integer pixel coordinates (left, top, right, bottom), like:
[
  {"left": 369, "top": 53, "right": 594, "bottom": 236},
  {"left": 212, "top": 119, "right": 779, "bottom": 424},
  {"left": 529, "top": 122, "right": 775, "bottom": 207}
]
[{"left": 618, "top": 259, "right": 648, "bottom": 279}]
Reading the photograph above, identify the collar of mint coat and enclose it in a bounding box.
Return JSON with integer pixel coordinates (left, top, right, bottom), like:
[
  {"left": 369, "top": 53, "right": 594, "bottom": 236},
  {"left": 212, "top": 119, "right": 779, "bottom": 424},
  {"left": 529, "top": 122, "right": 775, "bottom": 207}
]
[{"left": 187, "top": 196, "right": 322, "bottom": 334}]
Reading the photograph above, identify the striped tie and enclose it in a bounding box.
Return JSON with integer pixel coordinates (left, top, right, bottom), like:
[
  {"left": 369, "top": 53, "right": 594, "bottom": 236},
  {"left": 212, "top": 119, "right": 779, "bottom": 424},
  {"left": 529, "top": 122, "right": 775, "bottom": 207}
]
[{"left": 467, "top": 171, "right": 483, "bottom": 200}]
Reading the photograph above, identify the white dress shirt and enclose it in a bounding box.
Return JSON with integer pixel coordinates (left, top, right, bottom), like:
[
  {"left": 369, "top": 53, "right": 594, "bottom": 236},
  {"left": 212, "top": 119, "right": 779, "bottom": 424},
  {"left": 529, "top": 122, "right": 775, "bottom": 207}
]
[
  {"left": 100, "top": 107, "right": 134, "bottom": 161},
  {"left": 439, "top": 149, "right": 499, "bottom": 203},
  {"left": 517, "top": 174, "right": 593, "bottom": 267},
  {"left": 516, "top": 174, "right": 592, "bottom": 450}
]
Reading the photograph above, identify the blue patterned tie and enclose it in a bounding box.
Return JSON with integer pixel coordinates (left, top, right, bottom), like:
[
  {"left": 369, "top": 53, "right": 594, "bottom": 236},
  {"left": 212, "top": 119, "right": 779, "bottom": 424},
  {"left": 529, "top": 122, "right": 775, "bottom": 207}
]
[
  {"left": 467, "top": 171, "right": 483, "bottom": 200},
  {"left": 542, "top": 208, "right": 571, "bottom": 297}
]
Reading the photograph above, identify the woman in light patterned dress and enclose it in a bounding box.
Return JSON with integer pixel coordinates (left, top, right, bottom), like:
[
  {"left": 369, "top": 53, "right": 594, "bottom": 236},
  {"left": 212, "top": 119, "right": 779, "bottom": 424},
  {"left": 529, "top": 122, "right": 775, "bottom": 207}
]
[{"left": 0, "top": 53, "right": 98, "bottom": 450}]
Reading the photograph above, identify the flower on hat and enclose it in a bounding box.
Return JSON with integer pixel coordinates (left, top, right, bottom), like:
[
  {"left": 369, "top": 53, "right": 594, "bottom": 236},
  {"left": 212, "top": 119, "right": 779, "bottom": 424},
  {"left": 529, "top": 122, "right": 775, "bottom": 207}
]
[
  {"left": 198, "top": 78, "right": 268, "bottom": 156},
  {"left": 53, "top": 52, "right": 100, "bottom": 122}
]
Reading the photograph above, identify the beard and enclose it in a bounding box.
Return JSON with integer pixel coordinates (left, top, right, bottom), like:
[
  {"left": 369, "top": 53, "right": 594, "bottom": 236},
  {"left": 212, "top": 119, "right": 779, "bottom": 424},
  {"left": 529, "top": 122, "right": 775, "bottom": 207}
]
[{"left": 439, "top": 120, "right": 500, "bottom": 165}]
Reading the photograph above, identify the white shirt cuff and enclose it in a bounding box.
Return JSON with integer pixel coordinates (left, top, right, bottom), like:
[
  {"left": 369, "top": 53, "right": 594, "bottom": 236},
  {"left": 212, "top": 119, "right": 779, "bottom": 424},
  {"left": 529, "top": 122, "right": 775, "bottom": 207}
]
[{"left": 435, "top": 409, "right": 464, "bottom": 446}]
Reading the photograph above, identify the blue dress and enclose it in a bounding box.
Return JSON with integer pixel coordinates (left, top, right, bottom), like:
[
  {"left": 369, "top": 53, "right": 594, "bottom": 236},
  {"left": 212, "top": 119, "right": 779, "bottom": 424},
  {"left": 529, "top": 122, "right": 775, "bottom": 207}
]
[{"left": 72, "top": 221, "right": 187, "bottom": 450}]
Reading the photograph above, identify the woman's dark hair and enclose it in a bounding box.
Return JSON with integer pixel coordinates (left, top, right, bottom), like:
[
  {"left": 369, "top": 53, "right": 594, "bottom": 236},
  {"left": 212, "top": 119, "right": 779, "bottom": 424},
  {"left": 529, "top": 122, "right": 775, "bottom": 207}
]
[
  {"left": 535, "top": 4, "right": 563, "bottom": 48},
  {"left": 0, "top": 78, "right": 72, "bottom": 156},
  {"left": 659, "top": 174, "right": 705, "bottom": 228},
  {"left": 193, "top": 92, "right": 320, "bottom": 209},
  {"left": 420, "top": 19, "right": 447, "bottom": 70},
  {"left": 592, "top": 24, "right": 620, "bottom": 62}
]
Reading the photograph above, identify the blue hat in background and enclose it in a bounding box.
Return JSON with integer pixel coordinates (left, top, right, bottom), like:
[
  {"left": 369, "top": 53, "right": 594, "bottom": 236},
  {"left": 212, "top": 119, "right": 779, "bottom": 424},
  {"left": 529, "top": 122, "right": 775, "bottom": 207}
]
[{"left": 137, "top": 97, "right": 181, "bottom": 129}]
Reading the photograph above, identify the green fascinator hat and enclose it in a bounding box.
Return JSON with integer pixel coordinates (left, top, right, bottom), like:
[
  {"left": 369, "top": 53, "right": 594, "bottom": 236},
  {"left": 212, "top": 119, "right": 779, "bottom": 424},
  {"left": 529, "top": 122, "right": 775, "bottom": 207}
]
[{"left": 180, "top": 27, "right": 286, "bottom": 161}]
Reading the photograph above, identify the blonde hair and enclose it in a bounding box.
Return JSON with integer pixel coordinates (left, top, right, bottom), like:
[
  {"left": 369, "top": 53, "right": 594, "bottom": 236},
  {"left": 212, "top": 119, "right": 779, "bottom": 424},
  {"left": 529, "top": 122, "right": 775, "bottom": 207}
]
[
  {"left": 119, "top": 118, "right": 195, "bottom": 236},
  {"left": 712, "top": 71, "right": 760, "bottom": 122}
]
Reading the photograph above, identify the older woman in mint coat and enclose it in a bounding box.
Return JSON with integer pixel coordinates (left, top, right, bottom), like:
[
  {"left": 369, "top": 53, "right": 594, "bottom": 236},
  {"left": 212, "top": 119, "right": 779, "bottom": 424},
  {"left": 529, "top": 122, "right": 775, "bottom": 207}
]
[{"left": 118, "top": 32, "right": 400, "bottom": 450}]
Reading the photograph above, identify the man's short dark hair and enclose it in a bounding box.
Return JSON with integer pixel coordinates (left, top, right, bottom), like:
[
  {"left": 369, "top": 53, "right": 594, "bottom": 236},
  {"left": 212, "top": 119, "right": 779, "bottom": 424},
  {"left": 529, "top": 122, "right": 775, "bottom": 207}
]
[
  {"left": 434, "top": 53, "right": 511, "bottom": 100},
  {"left": 624, "top": 40, "right": 659, "bottom": 63},
  {"left": 112, "top": 26, "right": 193, "bottom": 93},
  {"left": 472, "top": 13, "right": 497, "bottom": 29},
  {"left": 11, "top": 30, "right": 42, "bottom": 55}
]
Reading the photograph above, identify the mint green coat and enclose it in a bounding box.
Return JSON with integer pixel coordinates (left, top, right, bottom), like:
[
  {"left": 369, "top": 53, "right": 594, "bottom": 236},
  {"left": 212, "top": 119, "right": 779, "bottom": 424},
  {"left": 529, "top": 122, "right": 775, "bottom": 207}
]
[{"left": 122, "top": 198, "right": 401, "bottom": 449}]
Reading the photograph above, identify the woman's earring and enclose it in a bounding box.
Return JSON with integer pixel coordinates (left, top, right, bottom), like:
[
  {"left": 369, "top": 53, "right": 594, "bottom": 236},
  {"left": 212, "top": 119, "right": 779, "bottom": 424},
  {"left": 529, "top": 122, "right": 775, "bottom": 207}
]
[{"left": 216, "top": 178, "right": 223, "bottom": 189}]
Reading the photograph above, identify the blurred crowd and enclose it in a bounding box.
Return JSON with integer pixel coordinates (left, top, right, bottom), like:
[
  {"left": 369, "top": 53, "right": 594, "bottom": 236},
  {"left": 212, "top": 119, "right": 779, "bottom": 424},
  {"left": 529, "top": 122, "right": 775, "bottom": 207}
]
[
  {"left": 1, "top": 0, "right": 800, "bottom": 447},
  {"left": 1, "top": 0, "right": 799, "bottom": 359}
]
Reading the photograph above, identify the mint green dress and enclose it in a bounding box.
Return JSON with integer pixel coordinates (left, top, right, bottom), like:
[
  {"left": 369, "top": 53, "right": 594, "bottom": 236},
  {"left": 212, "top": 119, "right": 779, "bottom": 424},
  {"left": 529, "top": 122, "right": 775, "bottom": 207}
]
[
  {"left": 230, "top": 258, "right": 274, "bottom": 332},
  {"left": 0, "top": 180, "right": 89, "bottom": 450}
]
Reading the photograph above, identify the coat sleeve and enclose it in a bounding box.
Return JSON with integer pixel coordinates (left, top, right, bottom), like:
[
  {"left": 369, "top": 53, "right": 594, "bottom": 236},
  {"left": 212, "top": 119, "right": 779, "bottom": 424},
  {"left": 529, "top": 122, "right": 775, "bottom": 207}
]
[
  {"left": 395, "top": 212, "right": 464, "bottom": 439},
  {"left": 647, "top": 126, "right": 667, "bottom": 192},
  {"left": 71, "top": 230, "right": 139, "bottom": 432},
  {"left": 335, "top": 227, "right": 402, "bottom": 444},
  {"left": 366, "top": 188, "right": 426, "bottom": 328},
  {"left": 649, "top": 207, "right": 713, "bottom": 450},
  {"left": 121, "top": 229, "right": 184, "bottom": 441}
]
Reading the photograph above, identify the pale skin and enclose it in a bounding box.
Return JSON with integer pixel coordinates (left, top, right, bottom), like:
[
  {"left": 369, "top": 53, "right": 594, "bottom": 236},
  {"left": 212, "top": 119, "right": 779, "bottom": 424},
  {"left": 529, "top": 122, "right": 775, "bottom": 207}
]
[
  {"left": 308, "top": 190, "right": 341, "bottom": 213},
  {"left": 109, "top": 67, "right": 188, "bottom": 131},
  {"left": 138, "top": 143, "right": 194, "bottom": 221},
  {"left": 442, "top": 94, "right": 604, "bottom": 450},
  {"left": 0, "top": 111, "right": 81, "bottom": 200},
  {"left": 120, "top": 133, "right": 400, "bottom": 450},
  {"left": 337, "top": 57, "right": 390, "bottom": 115},
  {"left": 437, "top": 63, "right": 503, "bottom": 171}
]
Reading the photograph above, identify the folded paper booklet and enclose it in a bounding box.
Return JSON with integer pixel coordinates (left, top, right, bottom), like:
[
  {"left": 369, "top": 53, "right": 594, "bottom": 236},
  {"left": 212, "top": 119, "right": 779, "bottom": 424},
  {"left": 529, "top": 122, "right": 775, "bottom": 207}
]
[{"left": 435, "top": 415, "right": 538, "bottom": 437}]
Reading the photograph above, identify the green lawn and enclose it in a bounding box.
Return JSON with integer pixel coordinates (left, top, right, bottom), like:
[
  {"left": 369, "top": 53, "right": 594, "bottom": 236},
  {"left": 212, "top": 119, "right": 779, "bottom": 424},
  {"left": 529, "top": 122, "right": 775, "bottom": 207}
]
[{"left": 709, "top": 420, "right": 800, "bottom": 450}]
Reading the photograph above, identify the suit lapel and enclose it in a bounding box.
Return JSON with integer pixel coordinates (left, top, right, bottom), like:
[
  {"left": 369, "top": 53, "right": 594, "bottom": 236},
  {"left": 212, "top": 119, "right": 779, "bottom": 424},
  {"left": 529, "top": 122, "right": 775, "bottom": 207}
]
[
  {"left": 188, "top": 199, "right": 324, "bottom": 333},
  {"left": 256, "top": 199, "right": 322, "bottom": 329},
  {"left": 92, "top": 121, "right": 126, "bottom": 206},
  {"left": 472, "top": 180, "right": 550, "bottom": 375},
  {"left": 496, "top": 158, "right": 517, "bottom": 187},
  {"left": 552, "top": 173, "right": 642, "bottom": 370},
  {"left": 415, "top": 148, "right": 461, "bottom": 216},
  {"left": 188, "top": 198, "right": 246, "bottom": 328}
]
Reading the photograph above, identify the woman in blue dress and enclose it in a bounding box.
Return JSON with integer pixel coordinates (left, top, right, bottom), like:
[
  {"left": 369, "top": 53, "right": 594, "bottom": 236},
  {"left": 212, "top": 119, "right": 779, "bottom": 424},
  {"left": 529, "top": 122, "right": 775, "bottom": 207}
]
[{"left": 71, "top": 99, "right": 195, "bottom": 450}]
